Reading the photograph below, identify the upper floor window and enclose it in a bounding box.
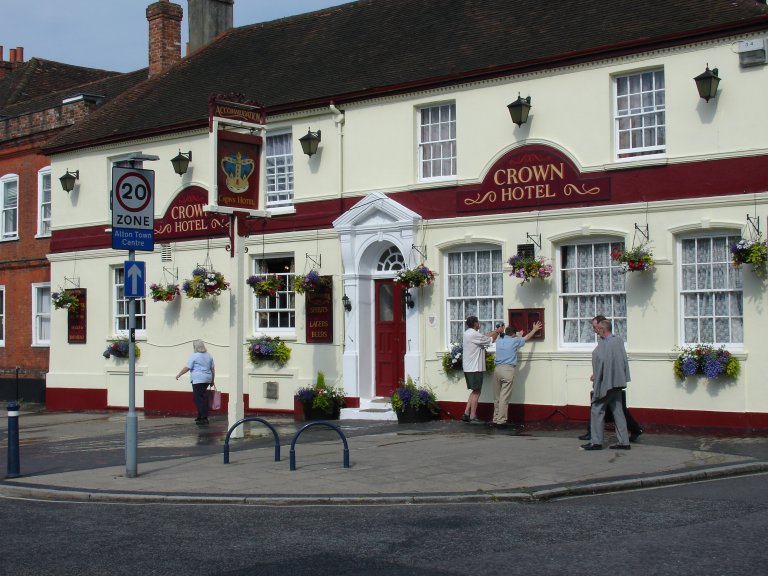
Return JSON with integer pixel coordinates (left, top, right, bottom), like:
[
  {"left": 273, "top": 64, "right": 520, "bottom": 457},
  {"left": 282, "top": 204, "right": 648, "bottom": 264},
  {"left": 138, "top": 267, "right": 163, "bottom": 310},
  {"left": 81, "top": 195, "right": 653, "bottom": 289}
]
[
  {"left": 680, "top": 234, "right": 743, "bottom": 345},
  {"left": 38, "top": 168, "right": 52, "bottom": 237},
  {"left": 266, "top": 132, "right": 294, "bottom": 208},
  {"left": 419, "top": 103, "right": 456, "bottom": 181},
  {"left": 446, "top": 247, "right": 503, "bottom": 343},
  {"left": 560, "top": 240, "right": 627, "bottom": 345},
  {"left": 1, "top": 174, "right": 19, "bottom": 240},
  {"left": 0, "top": 285, "right": 5, "bottom": 346},
  {"left": 113, "top": 267, "right": 146, "bottom": 335},
  {"left": 615, "top": 70, "right": 665, "bottom": 159},
  {"left": 253, "top": 256, "right": 295, "bottom": 333},
  {"left": 32, "top": 283, "right": 51, "bottom": 346}
]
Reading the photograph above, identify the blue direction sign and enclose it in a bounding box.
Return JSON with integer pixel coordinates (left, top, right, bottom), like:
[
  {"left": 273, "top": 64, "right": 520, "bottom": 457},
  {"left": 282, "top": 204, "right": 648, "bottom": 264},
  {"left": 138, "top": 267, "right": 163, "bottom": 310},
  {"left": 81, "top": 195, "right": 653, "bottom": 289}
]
[{"left": 124, "top": 261, "right": 146, "bottom": 298}]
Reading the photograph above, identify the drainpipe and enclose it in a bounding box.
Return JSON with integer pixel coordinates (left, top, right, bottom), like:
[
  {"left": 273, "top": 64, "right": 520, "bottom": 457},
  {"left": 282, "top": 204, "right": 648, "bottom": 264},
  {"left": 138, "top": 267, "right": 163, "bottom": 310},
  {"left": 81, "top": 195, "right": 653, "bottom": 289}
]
[{"left": 329, "top": 101, "right": 345, "bottom": 197}]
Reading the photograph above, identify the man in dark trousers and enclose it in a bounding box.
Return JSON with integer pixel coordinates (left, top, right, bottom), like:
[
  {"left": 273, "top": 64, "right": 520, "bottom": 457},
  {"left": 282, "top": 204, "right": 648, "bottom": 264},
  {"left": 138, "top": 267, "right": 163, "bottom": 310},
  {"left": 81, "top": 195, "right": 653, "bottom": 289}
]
[
  {"left": 582, "top": 319, "right": 631, "bottom": 450},
  {"left": 578, "top": 315, "right": 643, "bottom": 442}
]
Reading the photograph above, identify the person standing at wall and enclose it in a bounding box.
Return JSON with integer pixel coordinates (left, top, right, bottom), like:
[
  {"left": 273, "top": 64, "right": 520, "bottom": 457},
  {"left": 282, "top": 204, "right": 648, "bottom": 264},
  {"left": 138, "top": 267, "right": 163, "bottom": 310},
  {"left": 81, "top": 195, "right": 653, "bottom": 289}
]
[
  {"left": 582, "top": 319, "right": 631, "bottom": 450},
  {"left": 461, "top": 316, "right": 502, "bottom": 424},
  {"left": 490, "top": 321, "right": 543, "bottom": 428},
  {"left": 176, "top": 339, "right": 215, "bottom": 426}
]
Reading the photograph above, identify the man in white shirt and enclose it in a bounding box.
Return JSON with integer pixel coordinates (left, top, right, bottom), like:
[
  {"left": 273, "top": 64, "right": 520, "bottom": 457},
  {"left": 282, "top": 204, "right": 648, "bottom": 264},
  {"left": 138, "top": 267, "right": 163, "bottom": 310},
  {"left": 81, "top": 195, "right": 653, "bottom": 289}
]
[{"left": 461, "top": 316, "right": 502, "bottom": 424}]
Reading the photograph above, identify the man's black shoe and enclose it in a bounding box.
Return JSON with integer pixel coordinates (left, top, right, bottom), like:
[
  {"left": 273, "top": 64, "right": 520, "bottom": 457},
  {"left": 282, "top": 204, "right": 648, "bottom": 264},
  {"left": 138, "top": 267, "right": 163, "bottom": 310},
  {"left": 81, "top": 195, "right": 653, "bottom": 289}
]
[
  {"left": 609, "top": 443, "right": 631, "bottom": 450},
  {"left": 629, "top": 429, "right": 643, "bottom": 442},
  {"left": 581, "top": 443, "right": 602, "bottom": 451},
  {"left": 461, "top": 414, "right": 470, "bottom": 423},
  {"left": 578, "top": 433, "right": 591, "bottom": 441}
]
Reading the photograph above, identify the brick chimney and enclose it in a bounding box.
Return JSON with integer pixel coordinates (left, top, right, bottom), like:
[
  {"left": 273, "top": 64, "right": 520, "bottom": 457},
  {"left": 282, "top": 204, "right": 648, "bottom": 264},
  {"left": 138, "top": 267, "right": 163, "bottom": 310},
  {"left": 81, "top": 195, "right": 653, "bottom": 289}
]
[
  {"left": 146, "top": 0, "right": 183, "bottom": 78},
  {"left": 0, "top": 45, "right": 25, "bottom": 80},
  {"left": 187, "top": 0, "right": 233, "bottom": 54}
]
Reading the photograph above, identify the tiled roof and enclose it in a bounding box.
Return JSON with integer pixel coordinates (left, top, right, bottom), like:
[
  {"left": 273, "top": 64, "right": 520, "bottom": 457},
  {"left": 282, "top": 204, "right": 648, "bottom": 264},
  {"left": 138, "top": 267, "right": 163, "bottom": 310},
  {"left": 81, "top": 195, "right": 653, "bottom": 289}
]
[
  {"left": 45, "top": 0, "right": 768, "bottom": 152},
  {"left": 0, "top": 58, "right": 119, "bottom": 110}
]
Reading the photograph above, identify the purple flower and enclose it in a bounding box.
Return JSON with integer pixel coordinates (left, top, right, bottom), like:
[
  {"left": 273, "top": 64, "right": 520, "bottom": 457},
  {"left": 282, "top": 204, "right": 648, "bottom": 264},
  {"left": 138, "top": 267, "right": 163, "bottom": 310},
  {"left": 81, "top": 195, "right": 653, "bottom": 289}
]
[
  {"left": 703, "top": 358, "right": 725, "bottom": 379},
  {"left": 681, "top": 357, "right": 699, "bottom": 376}
]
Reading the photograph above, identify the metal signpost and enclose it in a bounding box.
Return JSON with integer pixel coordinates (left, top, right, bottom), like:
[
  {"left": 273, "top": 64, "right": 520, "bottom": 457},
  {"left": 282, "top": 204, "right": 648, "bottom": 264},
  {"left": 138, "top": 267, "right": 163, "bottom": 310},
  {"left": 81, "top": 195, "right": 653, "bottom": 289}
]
[{"left": 112, "top": 166, "right": 154, "bottom": 478}]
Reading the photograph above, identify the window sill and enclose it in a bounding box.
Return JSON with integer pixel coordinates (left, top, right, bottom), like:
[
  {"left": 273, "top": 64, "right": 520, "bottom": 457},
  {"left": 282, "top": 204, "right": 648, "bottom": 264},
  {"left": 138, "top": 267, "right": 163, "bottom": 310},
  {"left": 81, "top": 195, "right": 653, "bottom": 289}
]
[
  {"left": 265, "top": 206, "right": 296, "bottom": 216},
  {"left": 603, "top": 157, "right": 668, "bottom": 171}
]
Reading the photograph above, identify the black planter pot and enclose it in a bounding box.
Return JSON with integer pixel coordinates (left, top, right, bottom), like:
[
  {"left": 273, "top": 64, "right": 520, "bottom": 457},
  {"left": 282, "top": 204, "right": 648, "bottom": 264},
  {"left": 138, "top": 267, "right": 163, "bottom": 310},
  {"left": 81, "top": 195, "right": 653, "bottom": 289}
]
[
  {"left": 301, "top": 399, "right": 341, "bottom": 421},
  {"left": 395, "top": 405, "right": 438, "bottom": 424}
]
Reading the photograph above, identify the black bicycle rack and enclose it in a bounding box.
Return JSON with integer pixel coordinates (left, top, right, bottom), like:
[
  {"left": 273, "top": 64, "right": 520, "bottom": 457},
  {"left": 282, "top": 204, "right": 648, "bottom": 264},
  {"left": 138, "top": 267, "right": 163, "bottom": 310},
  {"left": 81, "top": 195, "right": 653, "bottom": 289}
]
[
  {"left": 223, "top": 417, "right": 281, "bottom": 464},
  {"left": 290, "top": 421, "right": 350, "bottom": 471}
]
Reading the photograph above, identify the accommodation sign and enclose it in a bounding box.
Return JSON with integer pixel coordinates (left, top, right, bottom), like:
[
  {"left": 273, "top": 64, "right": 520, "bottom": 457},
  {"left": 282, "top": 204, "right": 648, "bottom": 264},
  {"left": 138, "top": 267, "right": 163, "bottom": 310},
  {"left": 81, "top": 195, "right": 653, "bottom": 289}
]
[{"left": 457, "top": 145, "right": 610, "bottom": 213}]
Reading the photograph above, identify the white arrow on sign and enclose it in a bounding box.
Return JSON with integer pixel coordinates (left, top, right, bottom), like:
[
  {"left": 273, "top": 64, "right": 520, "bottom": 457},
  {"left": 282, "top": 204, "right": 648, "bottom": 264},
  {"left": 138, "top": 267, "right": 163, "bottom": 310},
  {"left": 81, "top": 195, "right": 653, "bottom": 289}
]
[{"left": 126, "top": 263, "right": 143, "bottom": 295}]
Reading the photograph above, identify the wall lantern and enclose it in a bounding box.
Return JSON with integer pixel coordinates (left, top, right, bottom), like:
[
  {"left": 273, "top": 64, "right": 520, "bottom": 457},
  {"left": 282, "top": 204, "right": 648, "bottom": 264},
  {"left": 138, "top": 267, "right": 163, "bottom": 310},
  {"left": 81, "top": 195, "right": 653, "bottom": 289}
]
[
  {"left": 299, "top": 129, "right": 321, "bottom": 157},
  {"left": 507, "top": 93, "right": 532, "bottom": 126},
  {"left": 171, "top": 150, "right": 192, "bottom": 176},
  {"left": 404, "top": 290, "right": 414, "bottom": 309},
  {"left": 694, "top": 64, "right": 720, "bottom": 102},
  {"left": 59, "top": 169, "right": 79, "bottom": 193},
  {"left": 342, "top": 294, "right": 352, "bottom": 312}
]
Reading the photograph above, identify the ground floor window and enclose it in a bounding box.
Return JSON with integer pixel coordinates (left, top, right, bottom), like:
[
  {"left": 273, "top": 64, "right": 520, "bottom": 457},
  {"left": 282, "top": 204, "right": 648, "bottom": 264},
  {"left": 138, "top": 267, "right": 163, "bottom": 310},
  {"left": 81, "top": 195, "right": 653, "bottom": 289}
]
[
  {"left": 680, "top": 234, "right": 743, "bottom": 345},
  {"left": 113, "top": 267, "right": 146, "bottom": 334},
  {"left": 446, "top": 247, "right": 503, "bottom": 343},
  {"left": 560, "top": 240, "right": 626, "bottom": 344},
  {"left": 253, "top": 256, "right": 295, "bottom": 332}
]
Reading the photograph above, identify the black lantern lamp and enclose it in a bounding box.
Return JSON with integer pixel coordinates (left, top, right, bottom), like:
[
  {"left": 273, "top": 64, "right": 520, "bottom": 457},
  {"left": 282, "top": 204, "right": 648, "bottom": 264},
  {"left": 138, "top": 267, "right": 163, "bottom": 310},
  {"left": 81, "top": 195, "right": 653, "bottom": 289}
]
[
  {"left": 342, "top": 294, "right": 352, "bottom": 312},
  {"left": 59, "top": 169, "right": 79, "bottom": 193},
  {"left": 694, "top": 65, "right": 720, "bottom": 102},
  {"left": 507, "top": 93, "right": 532, "bottom": 126},
  {"left": 404, "top": 290, "right": 414, "bottom": 309},
  {"left": 299, "top": 129, "right": 321, "bottom": 157},
  {"left": 171, "top": 150, "right": 192, "bottom": 176}
]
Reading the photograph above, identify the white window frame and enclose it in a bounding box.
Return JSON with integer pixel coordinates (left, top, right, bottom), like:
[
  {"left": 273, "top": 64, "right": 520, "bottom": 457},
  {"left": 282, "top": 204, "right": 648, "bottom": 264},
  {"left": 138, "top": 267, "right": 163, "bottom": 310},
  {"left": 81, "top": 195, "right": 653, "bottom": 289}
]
[
  {"left": 252, "top": 256, "right": 295, "bottom": 336},
  {"left": 678, "top": 232, "right": 743, "bottom": 348},
  {"left": 614, "top": 69, "right": 665, "bottom": 160},
  {"left": 265, "top": 131, "right": 294, "bottom": 208},
  {"left": 37, "top": 167, "right": 52, "bottom": 237},
  {"left": 113, "top": 266, "right": 146, "bottom": 336},
  {"left": 32, "top": 283, "right": 51, "bottom": 346},
  {"left": 0, "top": 285, "right": 5, "bottom": 346},
  {"left": 1, "top": 173, "right": 19, "bottom": 241},
  {"left": 445, "top": 245, "right": 504, "bottom": 345},
  {"left": 418, "top": 103, "right": 457, "bottom": 182},
  {"left": 558, "top": 239, "right": 627, "bottom": 348}
]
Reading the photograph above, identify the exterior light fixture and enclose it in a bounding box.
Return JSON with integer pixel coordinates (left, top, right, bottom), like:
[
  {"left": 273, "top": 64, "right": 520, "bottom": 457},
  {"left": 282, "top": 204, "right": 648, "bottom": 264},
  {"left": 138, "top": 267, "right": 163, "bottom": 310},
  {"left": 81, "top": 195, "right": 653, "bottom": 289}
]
[
  {"left": 404, "top": 290, "right": 414, "bottom": 309},
  {"left": 507, "top": 93, "right": 532, "bottom": 126},
  {"left": 59, "top": 169, "right": 79, "bottom": 193},
  {"left": 342, "top": 294, "right": 352, "bottom": 312},
  {"left": 171, "top": 150, "right": 192, "bottom": 176},
  {"left": 694, "top": 64, "right": 720, "bottom": 102},
  {"left": 299, "top": 129, "right": 321, "bottom": 157}
]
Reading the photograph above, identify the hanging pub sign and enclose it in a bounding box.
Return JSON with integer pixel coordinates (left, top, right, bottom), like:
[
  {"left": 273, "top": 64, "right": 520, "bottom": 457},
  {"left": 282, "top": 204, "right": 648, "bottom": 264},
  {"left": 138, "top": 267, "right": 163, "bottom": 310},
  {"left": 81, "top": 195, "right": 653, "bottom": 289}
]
[
  {"left": 67, "top": 288, "right": 87, "bottom": 344},
  {"left": 457, "top": 144, "right": 611, "bottom": 213},
  {"left": 305, "top": 278, "right": 333, "bottom": 344},
  {"left": 210, "top": 95, "right": 265, "bottom": 211}
]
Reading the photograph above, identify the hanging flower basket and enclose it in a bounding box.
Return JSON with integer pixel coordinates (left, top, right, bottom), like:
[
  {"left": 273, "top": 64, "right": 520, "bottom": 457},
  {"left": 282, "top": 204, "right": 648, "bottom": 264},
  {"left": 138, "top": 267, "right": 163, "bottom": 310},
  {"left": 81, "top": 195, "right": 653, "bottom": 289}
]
[
  {"left": 182, "top": 268, "right": 229, "bottom": 299},
  {"left": 246, "top": 275, "right": 283, "bottom": 297},
  {"left": 292, "top": 270, "right": 331, "bottom": 294},
  {"left": 103, "top": 339, "right": 141, "bottom": 360},
  {"left": 51, "top": 290, "right": 80, "bottom": 313},
  {"left": 149, "top": 283, "right": 180, "bottom": 302},
  {"left": 507, "top": 255, "right": 553, "bottom": 284},
  {"left": 730, "top": 237, "right": 767, "bottom": 276},
  {"left": 248, "top": 335, "right": 291, "bottom": 366},
  {"left": 673, "top": 344, "right": 740, "bottom": 380},
  {"left": 611, "top": 244, "right": 655, "bottom": 273},
  {"left": 394, "top": 264, "right": 436, "bottom": 288}
]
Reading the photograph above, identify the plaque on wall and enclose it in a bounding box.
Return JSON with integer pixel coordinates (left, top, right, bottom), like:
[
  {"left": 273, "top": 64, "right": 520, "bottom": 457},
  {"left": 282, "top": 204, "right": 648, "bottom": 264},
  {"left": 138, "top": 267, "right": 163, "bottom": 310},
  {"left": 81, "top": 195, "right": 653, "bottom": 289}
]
[
  {"left": 67, "top": 288, "right": 87, "bottom": 344},
  {"left": 305, "top": 277, "right": 333, "bottom": 344}
]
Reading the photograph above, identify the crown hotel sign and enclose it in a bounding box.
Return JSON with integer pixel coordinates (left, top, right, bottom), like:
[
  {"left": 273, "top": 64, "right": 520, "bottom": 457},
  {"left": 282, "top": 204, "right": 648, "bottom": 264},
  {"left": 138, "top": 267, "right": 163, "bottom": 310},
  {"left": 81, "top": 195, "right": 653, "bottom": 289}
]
[{"left": 210, "top": 96, "right": 265, "bottom": 211}]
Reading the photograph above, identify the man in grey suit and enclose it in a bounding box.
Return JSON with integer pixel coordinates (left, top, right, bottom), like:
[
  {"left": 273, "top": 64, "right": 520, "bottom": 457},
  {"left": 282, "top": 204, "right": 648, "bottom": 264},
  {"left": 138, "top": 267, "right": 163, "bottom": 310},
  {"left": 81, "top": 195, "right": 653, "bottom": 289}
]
[{"left": 582, "top": 319, "right": 631, "bottom": 451}]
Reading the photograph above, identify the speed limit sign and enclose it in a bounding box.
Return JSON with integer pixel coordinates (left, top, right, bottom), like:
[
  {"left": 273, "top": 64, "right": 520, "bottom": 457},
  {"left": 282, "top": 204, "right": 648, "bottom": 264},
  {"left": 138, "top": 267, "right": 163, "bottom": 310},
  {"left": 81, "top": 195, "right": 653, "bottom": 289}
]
[{"left": 112, "top": 167, "right": 155, "bottom": 251}]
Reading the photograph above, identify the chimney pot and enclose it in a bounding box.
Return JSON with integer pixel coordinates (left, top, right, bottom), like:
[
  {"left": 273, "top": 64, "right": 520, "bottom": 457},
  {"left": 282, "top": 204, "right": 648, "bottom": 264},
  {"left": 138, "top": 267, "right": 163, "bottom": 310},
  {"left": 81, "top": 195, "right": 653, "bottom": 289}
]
[{"left": 16, "top": 47, "right": 23, "bottom": 62}]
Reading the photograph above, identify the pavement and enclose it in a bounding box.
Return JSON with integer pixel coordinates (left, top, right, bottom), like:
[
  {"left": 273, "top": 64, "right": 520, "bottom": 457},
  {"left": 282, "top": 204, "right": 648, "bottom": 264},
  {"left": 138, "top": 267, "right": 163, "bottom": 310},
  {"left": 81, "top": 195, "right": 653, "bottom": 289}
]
[{"left": 1, "top": 407, "right": 767, "bottom": 505}]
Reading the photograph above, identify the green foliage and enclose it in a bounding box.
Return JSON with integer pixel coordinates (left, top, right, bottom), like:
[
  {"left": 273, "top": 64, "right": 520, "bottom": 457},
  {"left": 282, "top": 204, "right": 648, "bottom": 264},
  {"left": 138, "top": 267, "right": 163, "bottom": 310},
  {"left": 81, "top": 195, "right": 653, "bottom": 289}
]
[
  {"left": 390, "top": 376, "right": 439, "bottom": 414},
  {"left": 51, "top": 289, "right": 80, "bottom": 312},
  {"left": 296, "top": 371, "right": 345, "bottom": 411},
  {"left": 248, "top": 336, "right": 291, "bottom": 366},
  {"left": 673, "top": 344, "right": 740, "bottom": 380}
]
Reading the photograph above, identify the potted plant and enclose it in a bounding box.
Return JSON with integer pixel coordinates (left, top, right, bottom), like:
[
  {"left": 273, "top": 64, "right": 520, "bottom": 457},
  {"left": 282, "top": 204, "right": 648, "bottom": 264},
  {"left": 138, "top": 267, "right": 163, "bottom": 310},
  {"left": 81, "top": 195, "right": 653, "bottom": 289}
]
[
  {"left": 295, "top": 371, "right": 346, "bottom": 420},
  {"left": 507, "top": 255, "right": 553, "bottom": 284},
  {"left": 246, "top": 274, "right": 283, "bottom": 297},
  {"left": 394, "top": 264, "right": 436, "bottom": 288},
  {"left": 441, "top": 343, "right": 495, "bottom": 374},
  {"left": 292, "top": 270, "right": 330, "bottom": 294},
  {"left": 103, "top": 339, "right": 141, "bottom": 359},
  {"left": 673, "top": 344, "right": 740, "bottom": 380},
  {"left": 730, "top": 237, "right": 768, "bottom": 276},
  {"left": 148, "top": 283, "right": 180, "bottom": 302},
  {"left": 51, "top": 290, "right": 80, "bottom": 313},
  {"left": 611, "top": 244, "right": 655, "bottom": 273},
  {"left": 248, "top": 335, "right": 291, "bottom": 366},
  {"left": 182, "top": 268, "right": 229, "bottom": 299},
  {"left": 390, "top": 376, "right": 439, "bottom": 423}
]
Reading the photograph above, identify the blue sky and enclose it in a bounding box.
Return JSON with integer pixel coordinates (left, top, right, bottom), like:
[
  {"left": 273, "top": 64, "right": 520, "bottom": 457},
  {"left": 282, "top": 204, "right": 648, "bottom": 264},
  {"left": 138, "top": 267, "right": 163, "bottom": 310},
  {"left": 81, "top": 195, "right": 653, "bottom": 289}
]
[{"left": 1, "top": 0, "right": 351, "bottom": 72}]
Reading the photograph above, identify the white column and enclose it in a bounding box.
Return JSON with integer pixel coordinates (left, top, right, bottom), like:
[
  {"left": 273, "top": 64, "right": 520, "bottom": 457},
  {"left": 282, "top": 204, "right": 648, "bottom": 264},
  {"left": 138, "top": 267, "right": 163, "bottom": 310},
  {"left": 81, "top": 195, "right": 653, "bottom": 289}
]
[{"left": 228, "top": 215, "right": 245, "bottom": 437}]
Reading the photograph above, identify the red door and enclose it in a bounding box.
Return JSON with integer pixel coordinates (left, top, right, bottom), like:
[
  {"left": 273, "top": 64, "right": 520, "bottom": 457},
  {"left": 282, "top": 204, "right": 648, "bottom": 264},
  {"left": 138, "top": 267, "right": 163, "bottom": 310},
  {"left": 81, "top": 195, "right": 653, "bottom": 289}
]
[{"left": 375, "top": 279, "right": 406, "bottom": 397}]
